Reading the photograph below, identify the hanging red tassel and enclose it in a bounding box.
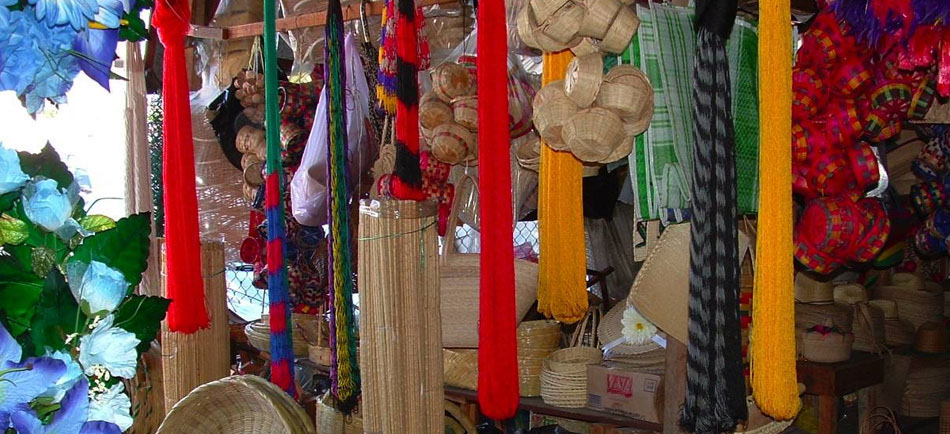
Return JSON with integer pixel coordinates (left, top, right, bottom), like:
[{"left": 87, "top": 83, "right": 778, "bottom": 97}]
[
  {"left": 476, "top": 0, "right": 519, "bottom": 420},
  {"left": 152, "top": 0, "right": 210, "bottom": 333}
]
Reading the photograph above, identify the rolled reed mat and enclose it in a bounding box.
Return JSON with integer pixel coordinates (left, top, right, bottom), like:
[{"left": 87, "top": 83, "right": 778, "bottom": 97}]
[
  {"left": 850, "top": 303, "right": 886, "bottom": 353},
  {"left": 160, "top": 241, "right": 230, "bottom": 413},
  {"left": 357, "top": 199, "right": 443, "bottom": 433},
  {"left": 795, "top": 302, "right": 853, "bottom": 331},
  {"left": 875, "top": 285, "right": 944, "bottom": 330},
  {"left": 901, "top": 356, "right": 950, "bottom": 418}
]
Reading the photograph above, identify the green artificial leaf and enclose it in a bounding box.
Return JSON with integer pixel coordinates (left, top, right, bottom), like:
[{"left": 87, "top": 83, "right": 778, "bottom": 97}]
[
  {"left": 30, "top": 247, "right": 55, "bottom": 277},
  {"left": 17, "top": 144, "right": 73, "bottom": 190},
  {"left": 0, "top": 254, "right": 44, "bottom": 335},
  {"left": 0, "top": 193, "right": 18, "bottom": 214},
  {"left": 113, "top": 295, "right": 169, "bottom": 352},
  {"left": 120, "top": 10, "right": 149, "bottom": 42},
  {"left": 79, "top": 215, "right": 116, "bottom": 233},
  {"left": 8, "top": 200, "right": 67, "bottom": 260},
  {"left": 0, "top": 215, "right": 28, "bottom": 245},
  {"left": 71, "top": 213, "right": 151, "bottom": 289},
  {"left": 27, "top": 269, "right": 83, "bottom": 357}
]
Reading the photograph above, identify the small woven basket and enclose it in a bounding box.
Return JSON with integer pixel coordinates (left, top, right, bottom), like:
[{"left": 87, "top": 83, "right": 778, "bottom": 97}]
[
  {"left": 578, "top": 0, "right": 622, "bottom": 39},
  {"left": 600, "top": 6, "right": 640, "bottom": 54},
  {"left": 533, "top": 80, "right": 569, "bottom": 111},
  {"left": 598, "top": 131, "right": 634, "bottom": 164},
  {"left": 452, "top": 96, "right": 479, "bottom": 131},
  {"left": 540, "top": 1, "right": 584, "bottom": 45},
  {"left": 518, "top": 4, "right": 542, "bottom": 50},
  {"left": 570, "top": 37, "right": 600, "bottom": 56},
  {"left": 596, "top": 67, "right": 652, "bottom": 119},
  {"left": 421, "top": 95, "right": 454, "bottom": 130},
  {"left": 563, "top": 107, "right": 625, "bottom": 163},
  {"left": 236, "top": 125, "right": 265, "bottom": 154},
  {"left": 915, "top": 322, "right": 949, "bottom": 354},
  {"left": 564, "top": 53, "right": 603, "bottom": 108},
  {"left": 245, "top": 314, "right": 315, "bottom": 357},
  {"left": 431, "top": 122, "right": 476, "bottom": 165},
  {"left": 530, "top": 0, "right": 572, "bottom": 22},
  {"left": 516, "top": 134, "right": 542, "bottom": 171},
  {"left": 533, "top": 89, "right": 579, "bottom": 151},
  {"left": 539, "top": 347, "right": 602, "bottom": 408},
  {"left": 432, "top": 62, "right": 475, "bottom": 103}
]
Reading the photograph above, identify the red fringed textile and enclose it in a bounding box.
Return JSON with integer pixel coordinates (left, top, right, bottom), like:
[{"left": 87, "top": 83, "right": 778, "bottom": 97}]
[
  {"left": 152, "top": 0, "right": 210, "bottom": 333},
  {"left": 476, "top": 0, "right": 519, "bottom": 420}
]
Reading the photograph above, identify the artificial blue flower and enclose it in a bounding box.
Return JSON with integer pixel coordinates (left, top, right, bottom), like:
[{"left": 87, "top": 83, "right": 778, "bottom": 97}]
[
  {"left": 22, "top": 178, "right": 76, "bottom": 233},
  {"left": 90, "top": 0, "right": 126, "bottom": 29},
  {"left": 39, "top": 350, "right": 84, "bottom": 402},
  {"left": 73, "top": 27, "right": 118, "bottom": 90},
  {"left": 0, "top": 10, "right": 81, "bottom": 113},
  {"left": 10, "top": 378, "right": 89, "bottom": 434},
  {"left": 78, "top": 315, "right": 140, "bottom": 379},
  {"left": 28, "top": 0, "right": 99, "bottom": 31},
  {"left": 0, "top": 145, "right": 30, "bottom": 195},
  {"left": 0, "top": 322, "right": 67, "bottom": 429},
  {"left": 80, "top": 420, "right": 122, "bottom": 434},
  {"left": 88, "top": 382, "right": 132, "bottom": 431},
  {"left": 67, "top": 260, "right": 129, "bottom": 315}
]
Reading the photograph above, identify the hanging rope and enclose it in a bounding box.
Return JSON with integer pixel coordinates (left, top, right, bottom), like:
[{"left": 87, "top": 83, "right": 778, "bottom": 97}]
[
  {"left": 476, "top": 0, "right": 518, "bottom": 420},
  {"left": 263, "top": 0, "right": 296, "bottom": 396},
  {"left": 389, "top": 0, "right": 425, "bottom": 200},
  {"left": 537, "top": 52, "right": 588, "bottom": 325},
  {"left": 751, "top": 0, "right": 800, "bottom": 420},
  {"left": 325, "top": 0, "right": 361, "bottom": 412},
  {"left": 681, "top": 0, "right": 747, "bottom": 431}
]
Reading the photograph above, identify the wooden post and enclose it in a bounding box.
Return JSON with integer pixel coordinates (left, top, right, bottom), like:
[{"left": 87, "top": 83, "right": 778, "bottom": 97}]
[
  {"left": 663, "top": 337, "right": 688, "bottom": 434},
  {"left": 160, "top": 240, "right": 231, "bottom": 412}
]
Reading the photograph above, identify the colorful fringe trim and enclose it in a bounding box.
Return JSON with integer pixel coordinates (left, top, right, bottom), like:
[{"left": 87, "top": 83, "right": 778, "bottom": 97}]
[
  {"left": 389, "top": 0, "right": 425, "bottom": 199},
  {"left": 263, "top": 0, "right": 296, "bottom": 397},
  {"left": 377, "top": 0, "right": 430, "bottom": 116},
  {"left": 325, "top": 0, "right": 360, "bottom": 411}
]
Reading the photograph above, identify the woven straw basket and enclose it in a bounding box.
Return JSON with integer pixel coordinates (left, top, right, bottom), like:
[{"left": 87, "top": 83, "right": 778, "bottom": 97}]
[
  {"left": 530, "top": 0, "right": 572, "bottom": 22},
  {"left": 315, "top": 393, "right": 364, "bottom": 434},
  {"left": 915, "top": 322, "right": 949, "bottom": 354},
  {"left": 565, "top": 54, "right": 603, "bottom": 107},
  {"left": 800, "top": 329, "right": 853, "bottom": 363},
  {"left": 539, "top": 347, "right": 603, "bottom": 408},
  {"left": 533, "top": 84, "right": 579, "bottom": 151},
  {"left": 603, "top": 66, "right": 654, "bottom": 134},
  {"left": 563, "top": 107, "right": 625, "bottom": 163},
  {"left": 452, "top": 96, "right": 479, "bottom": 131},
  {"left": 421, "top": 95, "right": 454, "bottom": 130},
  {"left": 540, "top": 1, "right": 584, "bottom": 45},
  {"left": 516, "top": 133, "right": 542, "bottom": 172},
  {"left": 794, "top": 303, "right": 852, "bottom": 333},
  {"left": 571, "top": 37, "right": 600, "bottom": 56},
  {"left": 236, "top": 125, "right": 266, "bottom": 154},
  {"left": 597, "top": 68, "right": 652, "bottom": 119},
  {"left": 432, "top": 63, "right": 475, "bottom": 103},
  {"left": 518, "top": 4, "right": 542, "bottom": 50},
  {"left": 245, "top": 314, "right": 316, "bottom": 357},
  {"left": 431, "top": 123, "right": 476, "bottom": 165},
  {"left": 157, "top": 375, "right": 314, "bottom": 433},
  {"left": 578, "top": 0, "right": 622, "bottom": 39},
  {"left": 600, "top": 6, "right": 640, "bottom": 54},
  {"left": 796, "top": 273, "right": 836, "bottom": 304}
]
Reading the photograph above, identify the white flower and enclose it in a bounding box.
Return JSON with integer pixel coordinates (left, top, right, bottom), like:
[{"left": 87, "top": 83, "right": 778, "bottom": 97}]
[
  {"left": 0, "top": 146, "right": 29, "bottom": 195},
  {"left": 621, "top": 306, "right": 657, "bottom": 345},
  {"left": 78, "top": 315, "right": 139, "bottom": 379},
  {"left": 88, "top": 382, "right": 133, "bottom": 432},
  {"left": 66, "top": 260, "right": 129, "bottom": 315}
]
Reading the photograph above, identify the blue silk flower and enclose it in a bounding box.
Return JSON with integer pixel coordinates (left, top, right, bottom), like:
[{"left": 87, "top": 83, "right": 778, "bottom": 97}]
[
  {"left": 0, "top": 145, "right": 30, "bottom": 195},
  {"left": 67, "top": 260, "right": 129, "bottom": 315}
]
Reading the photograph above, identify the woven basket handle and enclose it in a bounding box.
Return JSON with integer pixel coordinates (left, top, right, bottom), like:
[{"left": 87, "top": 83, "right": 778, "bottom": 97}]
[
  {"left": 861, "top": 407, "right": 901, "bottom": 434},
  {"left": 569, "top": 307, "right": 599, "bottom": 348}
]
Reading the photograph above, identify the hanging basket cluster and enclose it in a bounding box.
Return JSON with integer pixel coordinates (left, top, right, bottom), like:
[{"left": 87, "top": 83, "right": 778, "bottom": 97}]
[
  {"left": 532, "top": 60, "right": 653, "bottom": 164},
  {"left": 517, "top": 0, "right": 639, "bottom": 54}
]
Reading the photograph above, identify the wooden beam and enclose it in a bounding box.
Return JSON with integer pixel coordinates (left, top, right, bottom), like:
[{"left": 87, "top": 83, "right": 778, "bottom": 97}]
[{"left": 187, "top": 0, "right": 459, "bottom": 40}]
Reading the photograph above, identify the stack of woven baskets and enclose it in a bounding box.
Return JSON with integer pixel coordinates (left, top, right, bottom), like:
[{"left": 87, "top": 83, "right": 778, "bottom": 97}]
[
  {"left": 517, "top": 0, "right": 639, "bottom": 55},
  {"left": 422, "top": 62, "right": 479, "bottom": 165},
  {"left": 901, "top": 356, "right": 950, "bottom": 417},
  {"left": 157, "top": 375, "right": 315, "bottom": 433},
  {"left": 442, "top": 320, "right": 562, "bottom": 396},
  {"left": 539, "top": 346, "right": 602, "bottom": 408},
  {"left": 533, "top": 60, "right": 653, "bottom": 166}
]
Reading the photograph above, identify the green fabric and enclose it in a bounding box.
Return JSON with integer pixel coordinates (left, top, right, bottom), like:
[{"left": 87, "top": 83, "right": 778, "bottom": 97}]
[{"left": 621, "top": 4, "right": 762, "bottom": 220}]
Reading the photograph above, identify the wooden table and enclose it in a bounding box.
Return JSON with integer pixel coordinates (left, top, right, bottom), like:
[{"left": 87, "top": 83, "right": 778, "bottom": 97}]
[{"left": 796, "top": 352, "right": 885, "bottom": 434}]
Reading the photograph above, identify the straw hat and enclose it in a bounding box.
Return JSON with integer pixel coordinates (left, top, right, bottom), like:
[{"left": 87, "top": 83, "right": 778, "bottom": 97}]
[
  {"left": 915, "top": 322, "right": 949, "bottom": 354},
  {"left": 800, "top": 323, "right": 853, "bottom": 364},
  {"left": 597, "top": 302, "right": 660, "bottom": 356},
  {"left": 795, "top": 302, "right": 852, "bottom": 332},
  {"left": 562, "top": 107, "right": 625, "bottom": 162},
  {"left": 599, "top": 6, "right": 639, "bottom": 54},
  {"left": 539, "top": 1, "right": 584, "bottom": 45},
  {"left": 868, "top": 299, "right": 898, "bottom": 320},
  {"left": 629, "top": 223, "right": 750, "bottom": 344},
  {"left": 891, "top": 272, "right": 925, "bottom": 290},
  {"left": 571, "top": 37, "right": 600, "bottom": 57},
  {"left": 875, "top": 284, "right": 944, "bottom": 330},
  {"left": 795, "top": 273, "right": 835, "bottom": 304},
  {"left": 577, "top": 0, "right": 622, "bottom": 39},
  {"left": 564, "top": 54, "right": 604, "bottom": 107},
  {"left": 603, "top": 66, "right": 654, "bottom": 134},
  {"left": 430, "top": 123, "right": 476, "bottom": 165},
  {"left": 533, "top": 83, "right": 578, "bottom": 151},
  {"left": 833, "top": 283, "right": 868, "bottom": 305}
]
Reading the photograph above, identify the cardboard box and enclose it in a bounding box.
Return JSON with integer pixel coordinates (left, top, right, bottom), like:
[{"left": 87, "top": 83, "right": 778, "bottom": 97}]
[{"left": 587, "top": 363, "right": 663, "bottom": 424}]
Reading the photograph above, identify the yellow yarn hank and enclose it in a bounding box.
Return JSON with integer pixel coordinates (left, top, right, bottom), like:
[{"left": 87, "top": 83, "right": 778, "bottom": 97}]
[
  {"left": 537, "top": 51, "right": 588, "bottom": 325},
  {"left": 751, "top": 0, "right": 801, "bottom": 420}
]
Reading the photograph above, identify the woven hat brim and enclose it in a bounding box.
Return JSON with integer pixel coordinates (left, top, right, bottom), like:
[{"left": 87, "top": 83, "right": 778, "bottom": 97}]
[{"left": 597, "top": 301, "right": 660, "bottom": 355}]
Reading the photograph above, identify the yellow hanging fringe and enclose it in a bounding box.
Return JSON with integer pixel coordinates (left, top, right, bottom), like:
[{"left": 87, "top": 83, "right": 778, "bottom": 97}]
[
  {"left": 751, "top": 0, "right": 801, "bottom": 420},
  {"left": 537, "top": 51, "right": 588, "bottom": 324}
]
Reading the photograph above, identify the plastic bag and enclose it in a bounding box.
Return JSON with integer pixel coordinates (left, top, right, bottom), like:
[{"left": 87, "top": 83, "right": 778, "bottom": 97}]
[
  {"left": 278, "top": 0, "right": 327, "bottom": 83},
  {"left": 290, "top": 33, "right": 373, "bottom": 226}
]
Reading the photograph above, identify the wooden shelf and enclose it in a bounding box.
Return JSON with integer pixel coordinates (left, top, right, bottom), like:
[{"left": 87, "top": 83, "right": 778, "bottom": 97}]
[{"left": 187, "top": 0, "right": 459, "bottom": 40}]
